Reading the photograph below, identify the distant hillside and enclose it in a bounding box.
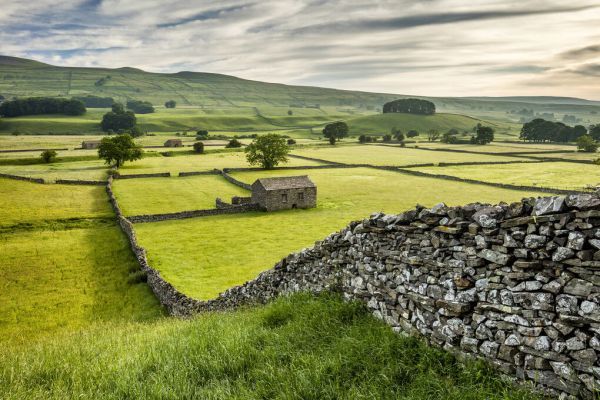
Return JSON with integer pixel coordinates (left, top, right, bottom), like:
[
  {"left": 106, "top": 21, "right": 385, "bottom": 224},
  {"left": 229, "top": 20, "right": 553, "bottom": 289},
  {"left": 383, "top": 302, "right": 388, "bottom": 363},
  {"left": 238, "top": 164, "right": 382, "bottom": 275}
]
[
  {"left": 1, "top": 55, "right": 600, "bottom": 120},
  {"left": 346, "top": 113, "right": 486, "bottom": 136}
]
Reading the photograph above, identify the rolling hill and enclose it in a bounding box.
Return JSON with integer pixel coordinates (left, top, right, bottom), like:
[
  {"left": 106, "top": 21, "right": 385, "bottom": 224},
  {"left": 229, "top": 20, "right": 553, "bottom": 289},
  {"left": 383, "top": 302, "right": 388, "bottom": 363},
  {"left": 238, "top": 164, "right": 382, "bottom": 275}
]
[{"left": 1, "top": 55, "right": 599, "bottom": 137}]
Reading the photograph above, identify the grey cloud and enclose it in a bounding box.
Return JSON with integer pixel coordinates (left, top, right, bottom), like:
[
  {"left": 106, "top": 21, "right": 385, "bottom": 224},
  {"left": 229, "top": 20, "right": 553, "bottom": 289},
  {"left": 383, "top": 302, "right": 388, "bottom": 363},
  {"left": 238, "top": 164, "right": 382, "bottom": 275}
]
[
  {"left": 291, "top": 5, "right": 596, "bottom": 34},
  {"left": 157, "top": 4, "right": 253, "bottom": 28},
  {"left": 562, "top": 44, "right": 600, "bottom": 59}
]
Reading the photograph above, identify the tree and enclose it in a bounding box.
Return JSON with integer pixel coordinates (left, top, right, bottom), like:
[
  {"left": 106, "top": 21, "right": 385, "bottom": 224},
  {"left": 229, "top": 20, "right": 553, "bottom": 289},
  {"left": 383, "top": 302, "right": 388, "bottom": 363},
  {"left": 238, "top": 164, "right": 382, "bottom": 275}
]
[
  {"left": 63, "top": 99, "right": 86, "bottom": 116},
  {"left": 382, "top": 134, "right": 392, "bottom": 142},
  {"left": 287, "top": 138, "right": 296, "bottom": 145},
  {"left": 226, "top": 139, "right": 242, "bottom": 148},
  {"left": 358, "top": 134, "right": 367, "bottom": 143},
  {"left": 382, "top": 98, "right": 435, "bottom": 115},
  {"left": 98, "top": 134, "right": 143, "bottom": 168},
  {"left": 577, "top": 135, "right": 598, "bottom": 153},
  {"left": 590, "top": 125, "right": 600, "bottom": 141},
  {"left": 126, "top": 100, "right": 154, "bottom": 114},
  {"left": 427, "top": 129, "right": 440, "bottom": 142},
  {"left": 245, "top": 134, "right": 289, "bottom": 169},
  {"left": 322, "top": 121, "right": 349, "bottom": 145},
  {"left": 196, "top": 130, "right": 209, "bottom": 140},
  {"left": 287, "top": 110, "right": 293, "bottom": 115},
  {"left": 472, "top": 124, "right": 494, "bottom": 145},
  {"left": 391, "top": 127, "right": 404, "bottom": 142},
  {"left": 193, "top": 142, "right": 204, "bottom": 154},
  {"left": 407, "top": 130, "right": 419, "bottom": 138},
  {"left": 112, "top": 102, "right": 124, "bottom": 113},
  {"left": 101, "top": 103, "right": 137, "bottom": 133},
  {"left": 164, "top": 100, "right": 177, "bottom": 109},
  {"left": 441, "top": 131, "right": 458, "bottom": 144},
  {"left": 40, "top": 149, "right": 57, "bottom": 163}
]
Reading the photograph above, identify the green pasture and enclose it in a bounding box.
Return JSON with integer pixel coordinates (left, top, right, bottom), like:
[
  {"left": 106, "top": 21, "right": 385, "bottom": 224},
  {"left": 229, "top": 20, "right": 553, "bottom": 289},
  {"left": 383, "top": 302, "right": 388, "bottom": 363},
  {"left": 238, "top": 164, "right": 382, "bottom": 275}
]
[
  {"left": 118, "top": 152, "right": 324, "bottom": 175},
  {"left": 291, "top": 144, "right": 523, "bottom": 165},
  {"left": 0, "top": 293, "right": 539, "bottom": 400},
  {"left": 112, "top": 175, "right": 249, "bottom": 216},
  {"left": 0, "top": 225, "right": 163, "bottom": 346},
  {"left": 411, "top": 161, "right": 600, "bottom": 191},
  {"left": 410, "top": 141, "right": 578, "bottom": 154},
  {"left": 135, "top": 167, "right": 546, "bottom": 300},
  {"left": 0, "top": 159, "right": 109, "bottom": 181},
  {"left": 0, "top": 178, "right": 112, "bottom": 224}
]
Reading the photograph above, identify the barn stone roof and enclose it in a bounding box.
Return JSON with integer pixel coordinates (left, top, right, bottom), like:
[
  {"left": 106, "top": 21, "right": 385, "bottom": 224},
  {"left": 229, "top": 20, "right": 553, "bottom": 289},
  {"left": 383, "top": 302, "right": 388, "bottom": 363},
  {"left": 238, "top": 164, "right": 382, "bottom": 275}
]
[{"left": 253, "top": 175, "right": 315, "bottom": 191}]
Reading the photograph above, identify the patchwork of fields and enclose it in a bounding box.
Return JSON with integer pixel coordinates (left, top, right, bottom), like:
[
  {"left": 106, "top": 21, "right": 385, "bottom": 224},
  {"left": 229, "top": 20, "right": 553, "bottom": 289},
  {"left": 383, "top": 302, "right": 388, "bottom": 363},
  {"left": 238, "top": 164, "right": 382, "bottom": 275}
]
[{"left": 1, "top": 132, "right": 598, "bottom": 344}]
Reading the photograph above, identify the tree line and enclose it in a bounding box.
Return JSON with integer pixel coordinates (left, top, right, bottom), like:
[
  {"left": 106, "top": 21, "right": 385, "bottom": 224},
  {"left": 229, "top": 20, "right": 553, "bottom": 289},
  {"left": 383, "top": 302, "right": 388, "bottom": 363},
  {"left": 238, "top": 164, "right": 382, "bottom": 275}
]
[
  {"left": 126, "top": 100, "right": 154, "bottom": 114},
  {"left": 0, "top": 97, "right": 86, "bottom": 117},
  {"left": 382, "top": 98, "right": 435, "bottom": 115},
  {"left": 519, "top": 118, "right": 588, "bottom": 142}
]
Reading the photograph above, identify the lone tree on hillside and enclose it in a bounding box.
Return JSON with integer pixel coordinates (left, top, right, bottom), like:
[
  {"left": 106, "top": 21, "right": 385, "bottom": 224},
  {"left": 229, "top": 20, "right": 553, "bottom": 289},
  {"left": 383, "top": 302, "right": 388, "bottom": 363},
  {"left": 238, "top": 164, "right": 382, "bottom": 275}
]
[
  {"left": 226, "top": 139, "right": 243, "bottom": 148},
  {"left": 98, "top": 134, "right": 143, "bottom": 168},
  {"left": 577, "top": 135, "right": 599, "bottom": 153},
  {"left": 193, "top": 142, "right": 204, "bottom": 154},
  {"left": 407, "top": 130, "right": 419, "bottom": 138},
  {"left": 391, "top": 127, "right": 404, "bottom": 141},
  {"left": 100, "top": 102, "right": 137, "bottom": 134},
  {"left": 40, "top": 149, "right": 57, "bottom": 163},
  {"left": 471, "top": 124, "right": 495, "bottom": 145},
  {"left": 245, "top": 134, "right": 289, "bottom": 169},
  {"left": 165, "top": 100, "right": 177, "bottom": 108},
  {"left": 322, "top": 121, "right": 349, "bottom": 145},
  {"left": 427, "top": 129, "right": 440, "bottom": 142},
  {"left": 382, "top": 98, "right": 435, "bottom": 115}
]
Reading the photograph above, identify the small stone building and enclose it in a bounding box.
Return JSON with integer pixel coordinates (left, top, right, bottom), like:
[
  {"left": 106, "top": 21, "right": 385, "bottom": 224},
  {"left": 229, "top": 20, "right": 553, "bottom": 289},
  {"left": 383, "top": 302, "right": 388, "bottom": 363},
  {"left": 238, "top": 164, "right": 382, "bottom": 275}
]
[
  {"left": 164, "top": 139, "right": 183, "bottom": 147},
  {"left": 81, "top": 140, "right": 101, "bottom": 149},
  {"left": 251, "top": 175, "right": 316, "bottom": 211}
]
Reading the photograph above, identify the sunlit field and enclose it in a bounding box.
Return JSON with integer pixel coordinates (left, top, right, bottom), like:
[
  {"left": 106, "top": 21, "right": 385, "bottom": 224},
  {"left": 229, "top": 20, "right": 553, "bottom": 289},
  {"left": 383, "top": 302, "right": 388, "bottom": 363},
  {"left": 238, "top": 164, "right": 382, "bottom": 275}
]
[
  {"left": 135, "top": 167, "right": 546, "bottom": 300},
  {"left": 112, "top": 175, "right": 249, "bottom": 216}
]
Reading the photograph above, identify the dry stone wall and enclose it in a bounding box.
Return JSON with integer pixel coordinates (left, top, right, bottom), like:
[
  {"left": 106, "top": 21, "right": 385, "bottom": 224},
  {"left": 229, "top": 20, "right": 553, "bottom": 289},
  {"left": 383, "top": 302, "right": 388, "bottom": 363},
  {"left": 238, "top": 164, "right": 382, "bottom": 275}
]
[
  {"left": 0, "top": 173, "right": 44, "bottom": 184},
  {"left": 107, "top": 172, "right": 600, "bottom": 397}
]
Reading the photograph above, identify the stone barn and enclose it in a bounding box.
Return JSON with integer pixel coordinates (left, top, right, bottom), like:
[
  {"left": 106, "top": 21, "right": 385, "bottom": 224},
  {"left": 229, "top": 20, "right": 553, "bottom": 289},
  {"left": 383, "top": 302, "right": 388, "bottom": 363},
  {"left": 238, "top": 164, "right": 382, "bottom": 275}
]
[
  {"left": 81, "top": 140, "right": 101, "bottom": 149},
  {"left": 251, "top": 175, "right": 316, "bottom": 211},
  {"left": 164, "top": 139, "right": 183, "bottom": 147}
]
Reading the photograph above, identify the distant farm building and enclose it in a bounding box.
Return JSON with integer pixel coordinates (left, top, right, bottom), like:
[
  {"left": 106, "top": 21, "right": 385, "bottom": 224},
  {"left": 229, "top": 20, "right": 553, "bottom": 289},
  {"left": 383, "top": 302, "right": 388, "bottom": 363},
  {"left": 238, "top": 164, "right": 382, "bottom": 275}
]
[
  {"left": 81, "top": 140, "right": 101, "bottom": 149},
  {"left": 251, "top": 176, "right": 316, "bottom": 211},
  {"left": 164, "top": 139, "right": 183, "bottom": 147}
]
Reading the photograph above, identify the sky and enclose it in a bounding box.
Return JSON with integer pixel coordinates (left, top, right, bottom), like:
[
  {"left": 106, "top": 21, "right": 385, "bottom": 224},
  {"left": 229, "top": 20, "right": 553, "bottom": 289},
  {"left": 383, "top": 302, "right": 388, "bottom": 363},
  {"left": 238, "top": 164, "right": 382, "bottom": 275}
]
[{"left": 1, "top": 0, "right": 600, "bottom": 99}]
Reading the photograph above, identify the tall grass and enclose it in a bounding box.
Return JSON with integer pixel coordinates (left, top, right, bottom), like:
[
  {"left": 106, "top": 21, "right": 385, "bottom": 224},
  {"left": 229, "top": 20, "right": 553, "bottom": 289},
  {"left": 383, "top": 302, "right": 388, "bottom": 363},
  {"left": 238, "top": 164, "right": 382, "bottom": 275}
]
[{"left": 0, "top": 293, "right": 541, "bottom": 399}]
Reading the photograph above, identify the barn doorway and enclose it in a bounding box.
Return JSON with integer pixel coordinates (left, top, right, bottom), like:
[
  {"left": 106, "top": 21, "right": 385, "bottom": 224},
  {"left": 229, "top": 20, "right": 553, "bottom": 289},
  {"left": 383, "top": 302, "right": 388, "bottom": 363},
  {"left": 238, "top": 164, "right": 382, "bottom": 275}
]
[{"left": 292, "top": 204, "right": 297, "bottom": 209}]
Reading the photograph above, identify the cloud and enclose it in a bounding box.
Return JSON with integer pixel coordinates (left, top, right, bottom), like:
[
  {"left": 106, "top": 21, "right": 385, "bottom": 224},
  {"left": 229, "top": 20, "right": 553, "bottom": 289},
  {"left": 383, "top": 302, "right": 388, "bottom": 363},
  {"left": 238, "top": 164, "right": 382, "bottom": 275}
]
[{"left": 0, "top": 0, "right": 599, "bottom": 98}]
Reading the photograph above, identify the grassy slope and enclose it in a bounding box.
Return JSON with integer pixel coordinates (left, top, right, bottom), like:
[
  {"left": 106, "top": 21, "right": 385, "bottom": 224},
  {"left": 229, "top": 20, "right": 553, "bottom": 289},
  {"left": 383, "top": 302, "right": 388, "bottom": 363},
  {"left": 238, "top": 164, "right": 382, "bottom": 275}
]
[
  {"left": 411, "top": 161, "right": 600, "bottom": 191},
  {"left": 291, "top": 144, "right": 523, "bottom": 165},
  {"left": 346, "top": 113, "right": 484, "bottom": 135},
  {"left": 0, "top": 178, "right": 163, "bottom": 345},
  {"left": 135, "top": 167, "right": 547, "bottom": 299},
  {"left": 112, "top": 175, "right": 249, "bottom": 216},
  {"left": 0, "top": 225, "right": 163, "bottom": 345},
  {"left": 0, "top": 178, "right": 112, "bottom": 224},
  {"left": 0, "top": 293, "right": 541, "bottom": 400}
]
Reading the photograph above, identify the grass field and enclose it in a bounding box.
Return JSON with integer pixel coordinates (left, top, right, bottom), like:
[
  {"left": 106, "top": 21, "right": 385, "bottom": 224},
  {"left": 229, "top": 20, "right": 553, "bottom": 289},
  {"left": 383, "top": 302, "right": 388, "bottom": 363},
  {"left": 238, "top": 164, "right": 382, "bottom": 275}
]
[
  {"left": 112, "top": 175, "right": 249, "bottom": 216},
  {"left": 0, "top": 178, "right": 163, "bottom": 345},
  {"left": 411, "top": 161, "right": 600, "bottom": 191},
  {"left": 0, "top": 225, "right": 163, "bottom": 346},
  {"left": 118, "top": 151, "right": 324, "bottom": 175},
  {"left": 135, "top": 167, "right": 546, "bottom": 300},
  {"left": 410, "top": 141, "right": 579, "bottom": 154},
  {"left": 0, "top": 178, "right": 112, "bottom": 224},
  {"left": 291, "top": 144, "right": 523, "bottom": 165},
  {"left": 0, "top": 293, "right": 540, "bottom": 400},
  {"left": 0, "top": 159, "right": 109, "bottom": 181}
]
